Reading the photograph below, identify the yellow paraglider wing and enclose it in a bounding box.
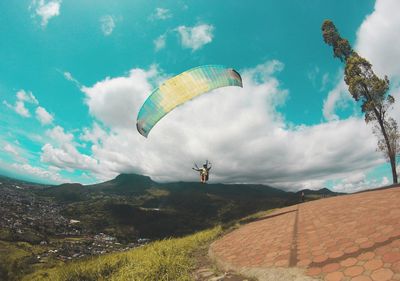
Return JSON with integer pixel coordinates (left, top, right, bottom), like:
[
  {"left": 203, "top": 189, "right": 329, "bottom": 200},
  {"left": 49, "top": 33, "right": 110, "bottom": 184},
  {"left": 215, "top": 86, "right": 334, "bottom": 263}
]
[{"left": 136, "top": 65, "right": 242, "bottom": 137}]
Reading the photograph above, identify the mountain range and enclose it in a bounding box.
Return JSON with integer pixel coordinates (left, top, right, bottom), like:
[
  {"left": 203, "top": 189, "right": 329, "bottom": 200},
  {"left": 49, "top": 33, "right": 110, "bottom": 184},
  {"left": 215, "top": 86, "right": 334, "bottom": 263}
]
[{"left": 33, "top": 173, "right": 340, "bottom": 241}]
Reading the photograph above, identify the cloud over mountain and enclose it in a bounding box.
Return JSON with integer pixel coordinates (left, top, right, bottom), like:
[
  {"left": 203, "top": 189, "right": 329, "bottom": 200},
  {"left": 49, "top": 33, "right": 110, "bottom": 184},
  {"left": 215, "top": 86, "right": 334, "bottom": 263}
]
[{"left": 68, "top": 61, "right": 382, "bottom": 190}]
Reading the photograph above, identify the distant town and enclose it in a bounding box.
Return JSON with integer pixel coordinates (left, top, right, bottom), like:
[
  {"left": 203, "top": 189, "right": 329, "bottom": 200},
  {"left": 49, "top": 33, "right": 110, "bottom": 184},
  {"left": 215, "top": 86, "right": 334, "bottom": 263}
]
[{"left": 0, "top": 177, "right": 149, "bottom": 262}]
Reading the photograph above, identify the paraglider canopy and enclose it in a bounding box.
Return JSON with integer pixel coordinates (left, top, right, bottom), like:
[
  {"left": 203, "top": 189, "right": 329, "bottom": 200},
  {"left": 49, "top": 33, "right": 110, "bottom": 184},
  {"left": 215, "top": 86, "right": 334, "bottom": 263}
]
[{"left": 136, "top": 65, "right": 243, "bottom": 137}]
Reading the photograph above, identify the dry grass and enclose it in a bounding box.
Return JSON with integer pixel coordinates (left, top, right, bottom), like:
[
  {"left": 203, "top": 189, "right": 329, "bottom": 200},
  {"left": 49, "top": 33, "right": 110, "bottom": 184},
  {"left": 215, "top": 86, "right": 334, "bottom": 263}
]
[{"left": 25, "top": 226, "right": 222, "bottom": 281}]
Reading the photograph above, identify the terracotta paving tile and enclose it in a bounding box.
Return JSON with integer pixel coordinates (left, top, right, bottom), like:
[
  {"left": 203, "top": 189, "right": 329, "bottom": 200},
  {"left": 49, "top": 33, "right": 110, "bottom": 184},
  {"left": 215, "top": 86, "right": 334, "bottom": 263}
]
[
  {"left": 329, "top": 250, "right": 344, "bottom": 259},
  {"left": 382, "top": 252, "right": 400, "bottom": 263},
  {"left": 265, "top": 252, "right": 277, "bottom": 258},
  {"left": 350, "top": 276, "right": 372, "bottom": 281},
  {"left": 322, "top": 263, "right": 341, "bottom": 273},
  {"left": 371, "top": 268, "right": 393, "bottom": 281},
  {"left": 325, "top": 241, "right": 338, "bottom": 248},
  {"left": 261, "top": 260, "right": 274, "bottom": 267},
  {"left": 313, "top": 255, "right": 329, "bottom": 263},
  {"left": 393, "top": 261, "right": 400, "bottom": 273},
  {"left": 324, "top": 271, "right": 344, "bottom": 281},
  {"left": 370, "top": 233, "right": 380, "bottom": 240},
  {"left": 298, "top": 254, "right": 312, "bottom": 261},
  {"left": 359, "top": 241, "right": 374, "bottom": 249},
  {"left": 381, "top": 226, "right": 394, "bottom": 234},
  {"left": 337, "top": 238, "right": 351, "bottom": 245},
  {"left": 297, "top": 259, "right": 311, "bottom": 267},
  {"left": 344, "top": 266, "right": 364, "bottom": 277},
  {"left": 361, "top": 228, "right": 376, "bottom": 236},
  {"left": 209, "top": 188, "right": 400, "bottom": 281},
  {"left": 355, "top": 237, "right": 369, "bottom": 244},
  {"left": 274, "top": 254, "right": 289, "bottom": 261},
  {"left": 374, "top": 235, "right": 388, "bottom": 243},
  {"left": 279, "top": 249, "right": 290, "bottom": 255},
  {"left": 325, "top": 246, "right": 337, "bottom": 252},
  {"left": 274, "top": 259, "right": 289, "bottom": 267},
  {"left": 344, "top": 246, "right": 360, "bottom": 254},
  {"left": 306, "top": 267, "right": 322, "bottom": 276},
  {"left": 375, "top": 246, "right": 392, "bottom": 256},
  {"left": 340, "top": 242, "right": 355, "bottom": 249},
  {"left": 312, "top": 249, "right": 327, "bottom": 256},
  {"left": 358, "top": 252, "right": 375, "bottom": 261},
  {"left": 341, "top": 257, "right": 358, "bottom": 267}
]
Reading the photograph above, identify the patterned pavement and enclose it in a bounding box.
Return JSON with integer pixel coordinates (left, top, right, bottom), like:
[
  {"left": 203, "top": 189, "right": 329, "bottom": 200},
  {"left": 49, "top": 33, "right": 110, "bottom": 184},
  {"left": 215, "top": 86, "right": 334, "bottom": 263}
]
[{"left": 210, "top": 187, "right": 400, "bottom": 281}]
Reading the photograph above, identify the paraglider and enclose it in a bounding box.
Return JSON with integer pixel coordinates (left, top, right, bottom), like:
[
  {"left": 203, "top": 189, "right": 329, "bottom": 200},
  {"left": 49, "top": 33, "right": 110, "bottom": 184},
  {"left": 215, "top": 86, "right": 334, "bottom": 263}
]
[
  {"left": 192, "top": 160, "right": 212, "bottom": 184},
  {"left": 136, "top": 65, "right": 243, "bottom": 137}
]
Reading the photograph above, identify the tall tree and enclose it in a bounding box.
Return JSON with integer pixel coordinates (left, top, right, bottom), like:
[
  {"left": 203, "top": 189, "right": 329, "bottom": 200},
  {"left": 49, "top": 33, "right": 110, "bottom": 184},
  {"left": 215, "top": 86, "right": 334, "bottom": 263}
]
[{"left": 321, "top": 20, "right": 399, "bottom": 184}]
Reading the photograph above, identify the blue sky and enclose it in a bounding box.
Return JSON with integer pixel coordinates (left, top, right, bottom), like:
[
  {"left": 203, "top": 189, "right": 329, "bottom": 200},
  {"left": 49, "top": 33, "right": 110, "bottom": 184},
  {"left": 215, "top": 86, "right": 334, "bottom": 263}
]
[{"left": 1, "top": 0, "right": 399, "bottom": 192}]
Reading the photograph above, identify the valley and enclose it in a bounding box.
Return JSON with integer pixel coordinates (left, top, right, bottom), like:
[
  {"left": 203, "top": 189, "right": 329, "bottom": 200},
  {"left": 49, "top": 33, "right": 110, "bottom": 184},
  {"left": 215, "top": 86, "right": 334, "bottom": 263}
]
[{"left": 0, "top": 174, "right": 339, "bottom": 280}]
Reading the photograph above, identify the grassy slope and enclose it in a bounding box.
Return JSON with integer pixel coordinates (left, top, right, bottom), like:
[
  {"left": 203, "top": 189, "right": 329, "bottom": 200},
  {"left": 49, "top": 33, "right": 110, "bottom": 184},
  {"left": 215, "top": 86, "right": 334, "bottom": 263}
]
[
  {"left": 23, "top": 209, "right": 277, "bottom": 281},
  {"left": 0, "top": 240, "right": 62, "bottom": 281},
  {"left": 25, "top": 227, "right": 223, "bottom": 281}
]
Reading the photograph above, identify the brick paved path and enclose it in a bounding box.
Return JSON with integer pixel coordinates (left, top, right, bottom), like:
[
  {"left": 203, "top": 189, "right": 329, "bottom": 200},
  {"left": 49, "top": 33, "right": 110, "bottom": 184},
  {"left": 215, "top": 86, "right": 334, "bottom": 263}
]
[{"left": 210, "top": 187, "right": 400, "bottom": 281}]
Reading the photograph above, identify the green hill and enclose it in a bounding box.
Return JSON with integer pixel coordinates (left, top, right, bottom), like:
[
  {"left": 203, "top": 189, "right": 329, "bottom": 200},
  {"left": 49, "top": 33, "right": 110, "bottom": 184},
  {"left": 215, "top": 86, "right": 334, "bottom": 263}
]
[{"left": 34, "top": 174, "right": 338, "bottom": 242}]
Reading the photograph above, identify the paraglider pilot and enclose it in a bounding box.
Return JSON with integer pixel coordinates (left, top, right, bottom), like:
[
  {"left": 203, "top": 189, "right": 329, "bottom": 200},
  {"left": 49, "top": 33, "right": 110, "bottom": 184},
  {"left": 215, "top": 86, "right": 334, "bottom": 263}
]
[{"left": 193, "top": 160, "right": 212, "bottom": 184}]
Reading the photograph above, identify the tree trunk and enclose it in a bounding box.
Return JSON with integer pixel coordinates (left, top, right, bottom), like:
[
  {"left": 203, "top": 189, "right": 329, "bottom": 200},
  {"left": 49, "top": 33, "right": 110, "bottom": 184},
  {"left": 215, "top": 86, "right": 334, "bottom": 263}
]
[
  {"left": 374, "top": 109, "right": 398, "bottom": 184},
  {"left": 389, "top": 154, "right": 398, "bottom": 184}
]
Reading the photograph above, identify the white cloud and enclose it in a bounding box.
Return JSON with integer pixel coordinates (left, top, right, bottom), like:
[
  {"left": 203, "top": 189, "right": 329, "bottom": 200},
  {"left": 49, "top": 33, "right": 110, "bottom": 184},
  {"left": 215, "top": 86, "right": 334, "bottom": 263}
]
[
  {"left": 100, "top": 15, "right": 116, "bottom": 36},
  {"left": 46, "top": 126, "right": 73, "bottom": 144},
  {"left": 354, "top": 0, "right": 400, "bottom": 125},
  {"left": 0, "top": 139, "right": 32, "bottom": 163},
  {"left": 154, "top": 23, "right": 213, "bottom": 52},
  {"left": 40, "top": 125, "right": 113, "bottom": 181},
  {"left": 307, "top": 66, "right": 319, "bottom": 86},
  {"left": 150, "top": 8, "right": 172, "bottom": 21},
  {"left": 59, "top": 70, "right": 82, "bottom": 88},
  {"left": 48, "top": 165, "right": 60, "bottom": 172},
  {"left": 16, "top": 90, "right": 38, "bottom": 105},
  {"left": 80, "top": 66, "right": 159, "bottom": 129},
  {"left": 330, "top": 173, "right": 390, "bottom": 193},
  {"left": 11, "top": 163, "right": 67, "bottom": 183},
  {"left": 80, "top": 123, "right": 107, "bottom": 145},
  {"left": 297, "top": 179, "right": 326, "bottom": 190},
  {"left": 355, "top": 0, "right": 400, "bottom": 80},
  {"left": 381, "top": 176, "right": 389, "bottom": 186},
  {"left": 322, "top": 80, "right": 354, "bottom": 121},
  {"left": 4, "top": 90, "right": 40, "bottom": 118},
  {"left": 41, "top": 143, "right": 99, "bottom": 172},
  {"left": 344, "top": 172, "right": 367, "bottom": 184},
  {"left": 308, "top": 67, "right": 330, "bottom": 91},
  {"left": 176, "top": 24, "right": 214, "bottom": 51},
  {"left": 3, "top": 100, "right": 12, "bottom": 109},
  {"left": 4, "top": 89, "right": 56, "bottom": 128},
  {"left": 154, "top": 34, "right": 166, "bottom": 51},
  {"left": 30, "top": 0, "right": 62, "bottom": 27},
  {"left": 4, "top": 144, "right": 19, "bottom": 157},
  {"left": 15, "top": 101, "right": 31, "bottom": 117},
  {"left": 36, "top": 106, "right": 54, "bottom": 125},
  {"left": 75, "top": 61, "right": 383, "bottom": 190},
  {"left": 64, "top": 71, "right": 74, "bottom": 81},
  {"left": 320, "top": 73, "right": 330, "bottom": 91}
]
